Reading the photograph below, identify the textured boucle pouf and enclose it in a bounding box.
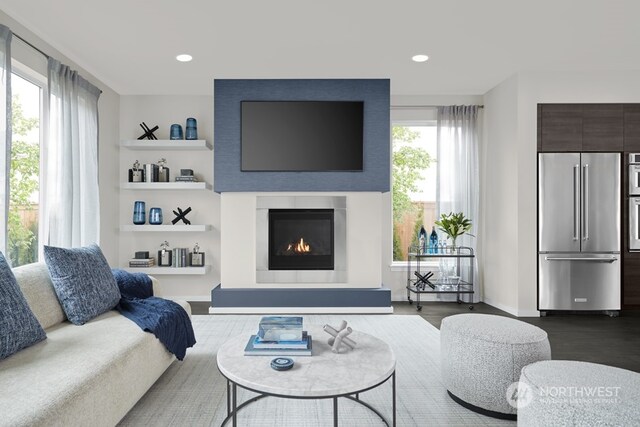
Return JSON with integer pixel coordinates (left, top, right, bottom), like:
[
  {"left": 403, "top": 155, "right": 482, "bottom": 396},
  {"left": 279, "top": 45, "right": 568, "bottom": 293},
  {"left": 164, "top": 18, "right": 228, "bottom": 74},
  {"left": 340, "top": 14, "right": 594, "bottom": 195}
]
[
  {"left": 518, "top": 360, "right": 640, "bottom": 426},
  {"left": 440, "top": 313, "right": 551, "bottom": 419}
]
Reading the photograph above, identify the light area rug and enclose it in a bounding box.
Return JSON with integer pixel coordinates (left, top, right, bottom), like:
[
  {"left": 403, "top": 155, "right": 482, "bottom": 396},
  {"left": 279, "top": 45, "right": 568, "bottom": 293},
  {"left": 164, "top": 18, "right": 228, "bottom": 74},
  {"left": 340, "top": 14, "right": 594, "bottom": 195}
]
[{"left": 119, "top": 315, "right": 513, "bottom": 427}]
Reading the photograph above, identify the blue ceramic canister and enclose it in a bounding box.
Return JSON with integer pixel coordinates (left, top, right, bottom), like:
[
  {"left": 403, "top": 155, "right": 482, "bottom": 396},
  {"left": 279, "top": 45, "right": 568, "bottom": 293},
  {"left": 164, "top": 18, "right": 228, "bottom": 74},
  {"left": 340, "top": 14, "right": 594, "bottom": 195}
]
[
  {"left": 170, "top": 124, "right": 183, "bottom": 140},
  {"left": 185, "top": 117, "right": 197, "bottom": 140},
  {"left": 133, "top": 201, "right": 146, "bottom": 224},
  {"left": 149, "top": 207, "right": 163, "bottom": 224}
]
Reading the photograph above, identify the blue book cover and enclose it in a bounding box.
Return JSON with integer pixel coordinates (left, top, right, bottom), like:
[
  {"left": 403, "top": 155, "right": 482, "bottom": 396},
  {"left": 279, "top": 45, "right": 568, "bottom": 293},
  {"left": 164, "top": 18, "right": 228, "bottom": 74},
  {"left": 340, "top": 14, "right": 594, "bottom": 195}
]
[
  {"left": 253, "top": 331, "right": 309, "bottom": 349},
  {"left": 244, "top": 334, "right": 312, "bottom": 356},
  {"left": 258, "top": 316, "right": 303, "bottom": 341}
]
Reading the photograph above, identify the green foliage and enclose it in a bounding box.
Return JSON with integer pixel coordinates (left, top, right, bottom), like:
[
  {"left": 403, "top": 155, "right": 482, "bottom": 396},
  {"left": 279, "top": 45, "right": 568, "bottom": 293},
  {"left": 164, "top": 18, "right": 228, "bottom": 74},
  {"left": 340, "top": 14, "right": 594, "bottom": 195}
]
[
  {"left": 411, "top": 207, "right": 424, "bottom": 247},
  {"left": 391, "top": 126, "right": 432, "bottom": 223},
  {"left": 434, "top": 212, "right": 472, "bottom": 246},
  {"left": 392, "top": 225, "right": 403, "bottom": 261},
  {"left": 391, "top": 126, "right": 432, "bottom": 261},
  {"left": 8, "top": 95, "right": 39, "bottom": 267}
]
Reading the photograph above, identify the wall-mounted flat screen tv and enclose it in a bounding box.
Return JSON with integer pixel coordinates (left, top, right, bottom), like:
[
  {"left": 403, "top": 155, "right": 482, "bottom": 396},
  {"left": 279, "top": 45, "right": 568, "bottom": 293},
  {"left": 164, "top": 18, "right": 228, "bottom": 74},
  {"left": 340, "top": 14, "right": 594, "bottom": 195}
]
[{"left": 241, "top": 101, "right": 364, "bottom": 171}]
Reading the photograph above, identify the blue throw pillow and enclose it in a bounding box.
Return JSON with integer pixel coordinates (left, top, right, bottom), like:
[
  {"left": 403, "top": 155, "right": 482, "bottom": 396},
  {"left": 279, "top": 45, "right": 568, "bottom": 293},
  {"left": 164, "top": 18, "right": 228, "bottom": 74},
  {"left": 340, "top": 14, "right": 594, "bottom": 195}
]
[
  {"left": 0, "top": 251, "right": 46, "bottom": 359},
  {"left": 44, "top": 244, "right": 121, "bottom": 325}
]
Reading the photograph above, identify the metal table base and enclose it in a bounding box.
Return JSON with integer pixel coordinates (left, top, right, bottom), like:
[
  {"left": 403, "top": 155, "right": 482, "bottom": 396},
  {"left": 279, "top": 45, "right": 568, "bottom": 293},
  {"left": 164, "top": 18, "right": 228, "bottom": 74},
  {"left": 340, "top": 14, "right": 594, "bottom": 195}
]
[{"left": 220, "top": 371, "right": 396, "bottom": 427}]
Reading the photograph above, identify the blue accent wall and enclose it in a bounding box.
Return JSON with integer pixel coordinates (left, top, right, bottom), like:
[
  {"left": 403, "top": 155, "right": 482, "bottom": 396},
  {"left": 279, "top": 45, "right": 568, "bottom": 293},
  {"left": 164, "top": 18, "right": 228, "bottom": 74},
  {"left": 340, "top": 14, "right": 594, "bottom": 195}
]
[{"left": 214, "top": 79, "right": 390, "bottom": 193}]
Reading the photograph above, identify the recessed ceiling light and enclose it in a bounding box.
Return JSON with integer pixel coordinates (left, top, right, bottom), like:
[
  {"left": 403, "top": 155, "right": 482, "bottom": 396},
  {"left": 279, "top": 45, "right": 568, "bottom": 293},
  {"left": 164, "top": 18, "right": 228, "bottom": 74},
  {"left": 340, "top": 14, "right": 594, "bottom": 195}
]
[
  {"left": 176, "top": 54, "right": 193, "bottom": 62},
  {"left": 412, "top": 54, "right": 429, "bottom": 63}
]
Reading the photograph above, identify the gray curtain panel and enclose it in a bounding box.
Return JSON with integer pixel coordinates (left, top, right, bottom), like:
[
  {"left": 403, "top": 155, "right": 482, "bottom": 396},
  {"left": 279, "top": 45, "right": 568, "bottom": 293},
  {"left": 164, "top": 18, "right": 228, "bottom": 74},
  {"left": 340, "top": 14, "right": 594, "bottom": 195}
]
[
  {"left": 0, "top": 25, "right": 11, "bottom": 257},
  {"left": 436, "top": 105, "right": 481, "bottom": 301},
  {"left": 45, "top": 59, "right": 101, "bottom": 248}
]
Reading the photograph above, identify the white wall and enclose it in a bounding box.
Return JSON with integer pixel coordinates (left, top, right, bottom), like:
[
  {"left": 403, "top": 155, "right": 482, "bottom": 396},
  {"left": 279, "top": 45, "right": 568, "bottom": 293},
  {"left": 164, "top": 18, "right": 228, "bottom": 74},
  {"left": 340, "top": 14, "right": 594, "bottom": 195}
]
[
  {"left": 119, "top": 95, "right": 219, "bottom": 300},
  {"left": 481, "top": 74, "right": 520, "bottom": 314},
  {"left": 0, "top": 11, "right": 120, "bottom": 264},
  {"left": 482, "top": 70, "right": 640, "bottom": 316},
  {"left": 220, "top": 192, "right": 382, "bottom": 288}
]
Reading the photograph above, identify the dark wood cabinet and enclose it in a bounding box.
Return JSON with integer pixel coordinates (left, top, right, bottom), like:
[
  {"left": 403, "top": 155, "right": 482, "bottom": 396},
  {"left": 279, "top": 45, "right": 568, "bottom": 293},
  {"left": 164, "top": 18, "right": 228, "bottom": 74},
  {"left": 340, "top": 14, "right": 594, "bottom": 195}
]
[
  {"left": 540, "top": 104, "right": 583, "bottom": 151},
  {"left": 583, "top": 104, "right": 623, "bottom": 151},
  {"left": 624, "top": 104, "right": 640, "bottom": 152},
  {"left": 623, "top": 255, "right": 640, "bottom": 306},
  {"left": 539, "top": 104, "right": 623, "bottom": 152},
  {"left": 537, "top": 104, "right": 542, "bottom": 151}
]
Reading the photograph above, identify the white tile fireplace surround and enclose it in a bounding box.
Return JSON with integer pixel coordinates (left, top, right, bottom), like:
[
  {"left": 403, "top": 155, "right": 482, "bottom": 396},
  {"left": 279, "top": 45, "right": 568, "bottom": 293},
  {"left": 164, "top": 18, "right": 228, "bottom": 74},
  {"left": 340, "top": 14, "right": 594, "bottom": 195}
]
[
  {"left": 220, "top": 192, "right": 383, "bottom": 289},
  {"left": 255, "top": 196, "right": 347, "bottom": 284}
]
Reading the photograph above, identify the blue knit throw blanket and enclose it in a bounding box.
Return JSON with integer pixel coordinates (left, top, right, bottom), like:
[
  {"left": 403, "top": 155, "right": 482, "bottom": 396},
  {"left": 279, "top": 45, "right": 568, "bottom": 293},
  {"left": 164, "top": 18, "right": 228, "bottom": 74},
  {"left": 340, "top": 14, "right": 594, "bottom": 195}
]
[{"left": 112, "top": 269, "right": 196, "bottom": 360}]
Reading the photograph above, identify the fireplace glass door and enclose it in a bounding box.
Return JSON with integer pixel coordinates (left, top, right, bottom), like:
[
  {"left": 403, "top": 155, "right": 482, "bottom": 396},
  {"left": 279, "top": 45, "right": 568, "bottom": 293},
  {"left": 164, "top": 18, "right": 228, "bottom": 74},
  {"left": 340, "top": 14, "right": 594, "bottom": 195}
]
[{"left": 268, "top": 209, "right": 334, "bottom": 270}]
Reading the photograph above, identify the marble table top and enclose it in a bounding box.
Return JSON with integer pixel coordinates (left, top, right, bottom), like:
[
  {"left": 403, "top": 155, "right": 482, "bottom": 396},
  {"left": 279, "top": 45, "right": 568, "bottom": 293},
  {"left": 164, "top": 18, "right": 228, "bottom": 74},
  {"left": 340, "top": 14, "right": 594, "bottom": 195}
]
[{"left": 216, "top": 325, "right": 396, "bottom": 398}]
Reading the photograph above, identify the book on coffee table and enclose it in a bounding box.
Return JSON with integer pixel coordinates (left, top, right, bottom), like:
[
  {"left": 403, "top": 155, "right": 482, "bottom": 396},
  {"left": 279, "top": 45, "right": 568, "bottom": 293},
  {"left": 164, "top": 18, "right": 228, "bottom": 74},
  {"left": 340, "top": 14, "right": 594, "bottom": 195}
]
[
  {"left": 257, "top": 316, "right": 304, "bottom": 341},
  {"left": 253, "top": 331, "right": 310, "bottom": 349},
  {"left": 244, "top": 334, "right": 312, "bottom": 356}
]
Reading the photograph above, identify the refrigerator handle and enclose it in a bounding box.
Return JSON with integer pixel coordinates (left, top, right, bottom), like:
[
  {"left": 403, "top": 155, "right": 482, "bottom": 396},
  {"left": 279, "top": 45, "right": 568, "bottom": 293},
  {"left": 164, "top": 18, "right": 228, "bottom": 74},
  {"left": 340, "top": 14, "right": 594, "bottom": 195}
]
[
  {"left": 545, "top": 256, "right": 618, "bottom": 263},
  {"left": 574, "top": 164, "right": 580, "bottom": 241},
  {"left": 583, "top": 164, "right": 589, "bottom": 241}
]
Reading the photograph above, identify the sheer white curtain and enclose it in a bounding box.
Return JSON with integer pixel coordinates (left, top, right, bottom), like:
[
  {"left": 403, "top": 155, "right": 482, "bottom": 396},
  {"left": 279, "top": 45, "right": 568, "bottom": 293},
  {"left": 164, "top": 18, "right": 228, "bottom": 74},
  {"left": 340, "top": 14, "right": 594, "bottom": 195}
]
[
  {"left": 45, "top": 58, "right": 101, "bottom": 247},
  {"left": 437, "top": 105, "right": 480, "bottom": 299},
  {"left": 0, "top": 25, "right": 11, "bottom": 255}
]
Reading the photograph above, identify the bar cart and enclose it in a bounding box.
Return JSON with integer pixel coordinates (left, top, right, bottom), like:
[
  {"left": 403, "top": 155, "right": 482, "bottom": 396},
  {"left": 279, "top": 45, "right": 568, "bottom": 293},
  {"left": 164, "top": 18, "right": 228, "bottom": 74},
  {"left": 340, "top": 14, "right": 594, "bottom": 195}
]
[{"left": 406, "top": 245, "right": 475, "bottom": 311}]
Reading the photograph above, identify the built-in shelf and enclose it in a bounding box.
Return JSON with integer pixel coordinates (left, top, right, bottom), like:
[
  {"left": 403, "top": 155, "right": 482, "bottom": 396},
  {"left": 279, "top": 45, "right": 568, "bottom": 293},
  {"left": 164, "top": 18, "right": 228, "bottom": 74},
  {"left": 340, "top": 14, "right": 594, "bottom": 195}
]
[
  {"left": 121, "top": 182, "right": 211, "bottom": 190},
  {"left": 123, "top": 266, "right": 211, "bottom": 275},
  {"left": 121, "top": 140, "right": 212, "bottom": 150},
  {"left": 120, "top": 224, "right": 212, "bottom": 232}
]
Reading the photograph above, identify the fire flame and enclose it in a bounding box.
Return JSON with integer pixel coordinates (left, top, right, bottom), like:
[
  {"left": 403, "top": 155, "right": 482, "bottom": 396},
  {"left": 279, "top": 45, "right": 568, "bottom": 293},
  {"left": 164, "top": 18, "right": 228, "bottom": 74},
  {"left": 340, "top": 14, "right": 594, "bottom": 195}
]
[{"left": 287, "top": 237, "right": 311, "bottom": 254}]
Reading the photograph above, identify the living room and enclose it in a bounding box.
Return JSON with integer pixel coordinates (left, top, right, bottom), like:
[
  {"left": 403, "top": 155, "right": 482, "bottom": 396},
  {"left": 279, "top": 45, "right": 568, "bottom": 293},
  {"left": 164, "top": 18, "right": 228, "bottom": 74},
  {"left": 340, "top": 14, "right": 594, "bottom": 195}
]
[{"left": 1, "top": 1, "right": 640, "bottom": 426}]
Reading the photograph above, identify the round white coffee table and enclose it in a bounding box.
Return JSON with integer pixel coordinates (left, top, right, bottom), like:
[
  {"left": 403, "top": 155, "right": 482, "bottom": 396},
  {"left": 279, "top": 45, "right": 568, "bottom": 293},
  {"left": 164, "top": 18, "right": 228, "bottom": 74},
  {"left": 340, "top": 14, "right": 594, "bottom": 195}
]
[{"left": 216, "top": 325, "right": 396, "bottom": 426}]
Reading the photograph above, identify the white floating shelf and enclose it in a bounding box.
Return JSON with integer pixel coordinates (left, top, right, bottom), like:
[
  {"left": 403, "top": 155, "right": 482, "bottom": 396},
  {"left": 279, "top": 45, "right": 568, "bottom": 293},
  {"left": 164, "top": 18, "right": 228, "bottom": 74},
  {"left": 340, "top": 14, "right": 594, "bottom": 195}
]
[
  {"left": 121, "top": 182, "right": 211, "bottom": 190},
  {"left": 120, "top": 224, "right": 212, "bottom": 232},
  {"left": 123, "top": 266, "right": 211, "bottom": 275},
  {"left": 121, "top": 140, "right": 211, "bottom": 150}
]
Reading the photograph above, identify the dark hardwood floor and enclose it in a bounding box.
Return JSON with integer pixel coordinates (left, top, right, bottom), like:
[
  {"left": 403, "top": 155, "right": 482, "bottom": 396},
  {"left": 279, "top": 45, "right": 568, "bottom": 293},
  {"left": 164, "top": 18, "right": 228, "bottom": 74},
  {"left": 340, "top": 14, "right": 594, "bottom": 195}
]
[{"left": 189, "top": 301, "right": 640, "bottom": 373}]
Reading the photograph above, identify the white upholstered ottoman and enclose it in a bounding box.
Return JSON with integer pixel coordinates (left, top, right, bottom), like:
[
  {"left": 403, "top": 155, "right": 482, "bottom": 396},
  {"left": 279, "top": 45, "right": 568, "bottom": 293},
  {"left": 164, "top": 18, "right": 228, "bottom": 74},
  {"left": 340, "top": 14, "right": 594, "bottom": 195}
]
[
  {"left": 440, "top": 314, "right": 551, "bottom": 419},
  {"left": 519, "top": 360, "right": 640, "bottom": 426}
]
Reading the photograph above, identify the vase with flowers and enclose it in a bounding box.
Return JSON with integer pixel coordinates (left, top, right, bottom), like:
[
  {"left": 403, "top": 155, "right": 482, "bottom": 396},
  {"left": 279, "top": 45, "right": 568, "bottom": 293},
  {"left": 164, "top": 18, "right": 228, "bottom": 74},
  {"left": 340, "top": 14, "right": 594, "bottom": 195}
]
[{"left": 434, "top": 212, "right": 473, "bottom": 252}]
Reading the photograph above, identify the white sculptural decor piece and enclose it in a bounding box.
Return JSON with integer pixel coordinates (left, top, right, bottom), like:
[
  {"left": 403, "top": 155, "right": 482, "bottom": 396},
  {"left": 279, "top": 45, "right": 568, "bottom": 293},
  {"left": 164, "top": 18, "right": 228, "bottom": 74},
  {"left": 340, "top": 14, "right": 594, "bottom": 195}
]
[{"left": 323, "top": 320, "right": 357, "bottom": 354}]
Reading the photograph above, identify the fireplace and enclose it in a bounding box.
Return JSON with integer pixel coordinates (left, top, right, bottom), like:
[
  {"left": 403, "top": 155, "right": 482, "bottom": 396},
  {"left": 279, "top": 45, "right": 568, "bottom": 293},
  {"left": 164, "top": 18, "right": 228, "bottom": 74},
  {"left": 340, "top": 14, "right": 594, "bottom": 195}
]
[
  {"left": 269, "top": 209, "right": 334, "bottom": 270},
  {"left": 256, "top": 196, "right": 347, "bottom": 283}
]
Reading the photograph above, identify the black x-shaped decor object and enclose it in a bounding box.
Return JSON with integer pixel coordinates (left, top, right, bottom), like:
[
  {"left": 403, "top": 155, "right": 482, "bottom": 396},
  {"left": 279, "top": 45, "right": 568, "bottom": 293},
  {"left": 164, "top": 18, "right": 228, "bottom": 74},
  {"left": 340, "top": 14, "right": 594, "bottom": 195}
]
[
  {"left": 172, "top": 207, "right": 192, "bottom": 225},
  {"left": 137, "top": 122, "right": 159, "bottom": 140}
]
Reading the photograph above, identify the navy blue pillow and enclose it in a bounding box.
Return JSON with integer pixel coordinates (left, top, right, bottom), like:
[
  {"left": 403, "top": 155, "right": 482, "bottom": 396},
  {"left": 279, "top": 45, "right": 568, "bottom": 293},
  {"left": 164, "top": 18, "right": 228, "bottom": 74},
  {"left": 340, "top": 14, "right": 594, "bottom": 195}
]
[
  {"left": 44, "top": 244, "right": 121, "bottom": 325},
  {"left": 0, "top": 251, "right": 46, "bottom": 359}
]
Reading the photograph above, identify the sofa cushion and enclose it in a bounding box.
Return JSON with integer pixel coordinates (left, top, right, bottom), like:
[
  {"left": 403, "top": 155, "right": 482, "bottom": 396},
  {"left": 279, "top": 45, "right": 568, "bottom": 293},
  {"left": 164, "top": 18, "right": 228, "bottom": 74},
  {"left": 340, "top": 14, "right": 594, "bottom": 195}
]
[
  {"left": 0, "top": 252, "right": 46, "bottom": 360},
  {"left": 13, "top": 262, "right": 66, "bottom": 329},
  {"left": 44, "top": 244, "right": 121, "bottom": 325}
]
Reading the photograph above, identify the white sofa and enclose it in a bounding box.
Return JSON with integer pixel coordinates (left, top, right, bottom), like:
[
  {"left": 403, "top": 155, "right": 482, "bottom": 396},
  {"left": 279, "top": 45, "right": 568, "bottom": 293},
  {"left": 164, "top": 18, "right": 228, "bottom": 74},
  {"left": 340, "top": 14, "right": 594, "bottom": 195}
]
[{"left": 0, "top": 262, "right": 191, "bottom": 427}]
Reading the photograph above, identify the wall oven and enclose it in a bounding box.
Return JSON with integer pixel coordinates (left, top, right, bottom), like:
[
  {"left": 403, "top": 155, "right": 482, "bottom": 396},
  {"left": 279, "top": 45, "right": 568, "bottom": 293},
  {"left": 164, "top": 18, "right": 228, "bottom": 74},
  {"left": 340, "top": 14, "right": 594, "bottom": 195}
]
[
  {"left": 630, "top": 153, "right": 640, "bottom": 195},
  {"left": 629, "top": 154, "right": 640, "bottom": 250}
]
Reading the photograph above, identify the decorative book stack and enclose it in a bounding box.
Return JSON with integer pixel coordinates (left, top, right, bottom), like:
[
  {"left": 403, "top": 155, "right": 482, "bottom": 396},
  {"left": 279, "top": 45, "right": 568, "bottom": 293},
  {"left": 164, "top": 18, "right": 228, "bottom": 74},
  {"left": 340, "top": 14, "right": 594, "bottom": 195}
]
[
  {"left": 128, "top": 257, "right": 155, "bottom": 268},
  {"left": 244, "top": 316, "right": 312, "bottom": 356},
  {"left": 172, "top": 248, "right": 189, "bottom": 267}
]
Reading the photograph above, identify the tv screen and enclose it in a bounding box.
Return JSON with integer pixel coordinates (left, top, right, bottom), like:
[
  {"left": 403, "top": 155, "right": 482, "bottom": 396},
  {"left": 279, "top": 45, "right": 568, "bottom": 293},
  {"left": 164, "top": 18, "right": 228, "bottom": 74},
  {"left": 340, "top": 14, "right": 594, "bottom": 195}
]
[{"left": 241, "top": 101, "right": 364, "bottom": 171}]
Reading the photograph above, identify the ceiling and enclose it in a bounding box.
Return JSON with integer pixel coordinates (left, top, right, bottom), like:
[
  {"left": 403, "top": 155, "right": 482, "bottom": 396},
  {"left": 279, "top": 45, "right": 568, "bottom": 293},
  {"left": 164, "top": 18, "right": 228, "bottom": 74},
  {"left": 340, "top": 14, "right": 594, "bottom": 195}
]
[{"left": 1, "top": 0, "right": 639, "bottom": 96}]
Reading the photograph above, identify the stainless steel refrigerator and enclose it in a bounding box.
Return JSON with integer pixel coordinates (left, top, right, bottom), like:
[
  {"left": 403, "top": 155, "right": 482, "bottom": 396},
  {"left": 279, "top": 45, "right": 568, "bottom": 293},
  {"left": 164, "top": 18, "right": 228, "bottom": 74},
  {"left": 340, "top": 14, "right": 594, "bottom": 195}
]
[{"left": 538, "top": 152, "right": 621, "bottom": 314}]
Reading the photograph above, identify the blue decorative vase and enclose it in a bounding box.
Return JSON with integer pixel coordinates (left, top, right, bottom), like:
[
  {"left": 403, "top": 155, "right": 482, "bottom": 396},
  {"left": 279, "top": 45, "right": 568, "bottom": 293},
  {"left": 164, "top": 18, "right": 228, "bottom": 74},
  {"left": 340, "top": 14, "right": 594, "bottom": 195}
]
[
  {"left": 133, "top": 201, "right": 146, "bottom": 225},
  {"left": 149, "top": 207, "right": 163, "bottom": 225},
  {"left": 170, "top": 124, "right": 183, "bottom": 140},
  {"left": 185, "top": 117, "right": 197, "bottom": 140}
]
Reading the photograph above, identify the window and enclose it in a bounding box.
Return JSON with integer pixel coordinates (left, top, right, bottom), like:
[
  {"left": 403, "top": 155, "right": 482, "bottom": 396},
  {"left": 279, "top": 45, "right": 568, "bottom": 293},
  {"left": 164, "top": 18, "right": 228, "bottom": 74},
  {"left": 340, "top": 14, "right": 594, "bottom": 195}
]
[
  {"left": 392, "top": 121, "right": 437, "bottom": 261},
  {"left": 8, "top": 71, "right": 43, "bottom": 267}
]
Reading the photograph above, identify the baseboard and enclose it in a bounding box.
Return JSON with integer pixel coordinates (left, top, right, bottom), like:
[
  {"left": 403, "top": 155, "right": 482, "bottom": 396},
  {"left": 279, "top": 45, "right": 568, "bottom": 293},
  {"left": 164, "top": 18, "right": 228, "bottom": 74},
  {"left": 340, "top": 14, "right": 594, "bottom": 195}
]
[
  {"left": 209, "top": 306, "right": 394, "bottom": 314},
  {"left": 483, "top": 297, "right": 540, "bottom": 318}
]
